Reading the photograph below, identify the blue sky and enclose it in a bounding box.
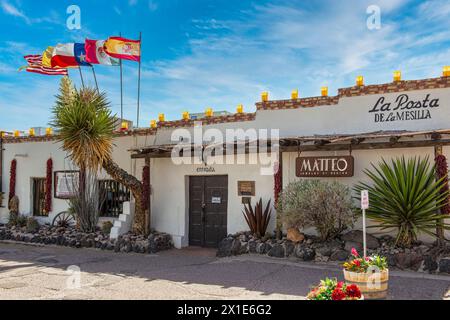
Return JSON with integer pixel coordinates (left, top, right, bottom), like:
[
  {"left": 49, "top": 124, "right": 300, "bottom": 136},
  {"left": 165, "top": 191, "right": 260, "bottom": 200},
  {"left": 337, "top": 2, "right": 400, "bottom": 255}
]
[{"left": 0, "top": 0, "right": 450, "bottom": 131}]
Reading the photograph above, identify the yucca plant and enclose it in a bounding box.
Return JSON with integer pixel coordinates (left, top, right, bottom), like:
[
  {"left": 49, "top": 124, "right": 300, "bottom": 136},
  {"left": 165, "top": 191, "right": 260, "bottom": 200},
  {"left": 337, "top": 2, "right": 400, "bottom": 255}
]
[
  {"left": 51, "top": 77, "right": 146, "bottom": 234},
  {"left": 355, "top": 156, "right": 450, "bottom": 247},
  {"left": 242, "top": 198, "right": 272, "bottom": 238}
]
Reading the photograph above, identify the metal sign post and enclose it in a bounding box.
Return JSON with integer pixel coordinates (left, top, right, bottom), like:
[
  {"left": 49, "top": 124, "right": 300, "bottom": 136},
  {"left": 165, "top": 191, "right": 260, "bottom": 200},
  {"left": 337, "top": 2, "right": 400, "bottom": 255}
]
[{"left": 361, "top": 190, "right": 369, "bottom": 259}]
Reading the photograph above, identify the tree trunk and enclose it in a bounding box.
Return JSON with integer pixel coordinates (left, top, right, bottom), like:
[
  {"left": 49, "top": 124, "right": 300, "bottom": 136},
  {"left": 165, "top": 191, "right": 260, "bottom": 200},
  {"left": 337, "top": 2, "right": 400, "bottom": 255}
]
[{"left": 103, "top": 159, "right": 146, "bottom": 235}]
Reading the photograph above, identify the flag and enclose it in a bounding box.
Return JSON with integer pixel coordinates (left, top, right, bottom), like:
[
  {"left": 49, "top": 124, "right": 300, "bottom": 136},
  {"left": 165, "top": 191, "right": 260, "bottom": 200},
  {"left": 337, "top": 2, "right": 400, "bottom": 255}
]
[
  {"left": 85, "top": 39, "right": 119, "bottom": 66},
  {"left": 51, "top": 43, "right": 91, "bottom": 68},
  {"left": 21, "top": 55, "right": 68, "bottom": 76},
  {"left": 42, "top": 46, "right": 53, "bottom": 68},
  {"left": 104, "top": 36, "right": 141, "bottom": 62}
]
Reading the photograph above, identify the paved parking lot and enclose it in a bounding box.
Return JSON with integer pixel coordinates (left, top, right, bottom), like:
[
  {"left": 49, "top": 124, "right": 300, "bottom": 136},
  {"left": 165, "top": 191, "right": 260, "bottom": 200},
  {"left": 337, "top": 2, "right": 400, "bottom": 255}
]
[{"left": 0, "top": 243, "right": 449, "bottom": 300}]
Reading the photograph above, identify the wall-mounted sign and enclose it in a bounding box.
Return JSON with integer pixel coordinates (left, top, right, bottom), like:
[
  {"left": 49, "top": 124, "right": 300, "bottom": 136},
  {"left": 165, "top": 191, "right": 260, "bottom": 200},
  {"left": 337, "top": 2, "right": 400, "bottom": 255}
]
[
  {"left": 54, "top": 171, "right": 79, "bottom": 199},
  {"left": 238, "top": 181, "right": 255, "bottom": 196},
  {"left": 369, "top": 93, "right": 439, "bottom": 123},
  {"left": 296, "top": 156, "right": 354, "bottom": 177}
]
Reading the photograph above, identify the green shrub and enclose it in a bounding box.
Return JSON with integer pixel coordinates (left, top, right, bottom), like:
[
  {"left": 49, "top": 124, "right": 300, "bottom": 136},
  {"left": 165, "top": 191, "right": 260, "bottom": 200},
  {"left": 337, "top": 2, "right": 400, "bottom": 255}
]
[
  {"left": 101, "top": 221, "right": 114, "bottom": 234},
  {"left": 278, "top": 180, "right": 357, "bottom": 241},
  {"left": 10, "top": 214, "right": 27, "bottom": 228},
  {"left": 355, "top": 156, "right": 450, "bottom": 247},
  {"left": 26, "top": 217, "right": 40, "bottom": 233}
]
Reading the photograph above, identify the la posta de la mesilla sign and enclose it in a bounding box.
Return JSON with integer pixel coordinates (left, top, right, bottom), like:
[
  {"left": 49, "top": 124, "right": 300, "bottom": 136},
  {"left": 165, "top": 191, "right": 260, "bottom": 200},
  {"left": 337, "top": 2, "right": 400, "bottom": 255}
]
[{"left": 369, "top": 93, "right": 439, "bottom": 123}]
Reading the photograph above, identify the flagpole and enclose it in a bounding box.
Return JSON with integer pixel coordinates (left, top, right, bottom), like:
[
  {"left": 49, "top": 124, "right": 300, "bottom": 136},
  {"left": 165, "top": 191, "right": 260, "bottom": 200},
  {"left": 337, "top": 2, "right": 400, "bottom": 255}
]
[
  {"left": 78, "top": 67, "right": 85, "bottom": 88},
  {"left": 119, "top": 32, "right": 124, "bottom": 123},
  {"left": 91, "top": 66, "right": 99, "bottom": 93},
  {"left": 136, "top": 31, "right": 142, "bottom": 128}
]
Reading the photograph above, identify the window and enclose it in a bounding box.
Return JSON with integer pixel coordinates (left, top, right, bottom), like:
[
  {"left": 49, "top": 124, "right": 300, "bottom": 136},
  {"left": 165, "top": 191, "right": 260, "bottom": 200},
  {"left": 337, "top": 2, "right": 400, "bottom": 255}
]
[
  {"left": 98, "top": 180, "right": 131, "bottom": 217},
  {"left": 32, "top": 178, "right": 47, "bottom": 216}
]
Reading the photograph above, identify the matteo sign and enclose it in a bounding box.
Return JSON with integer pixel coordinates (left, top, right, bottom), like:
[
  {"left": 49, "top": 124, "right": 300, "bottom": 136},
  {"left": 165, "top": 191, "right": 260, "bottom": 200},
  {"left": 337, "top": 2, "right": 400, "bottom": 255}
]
[
  {"left": 369, "top": 93, "right": 439, "bottom": 123},
  {"left": 296, "top": 156, "right": 354, "bottom": 177}
]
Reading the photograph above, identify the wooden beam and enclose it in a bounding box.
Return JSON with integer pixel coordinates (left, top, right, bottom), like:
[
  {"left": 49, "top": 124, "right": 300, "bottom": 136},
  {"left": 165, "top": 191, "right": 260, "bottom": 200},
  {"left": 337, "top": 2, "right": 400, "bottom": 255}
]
[{"left": 281, "top": 139, "right": 450, "bottom": 152}]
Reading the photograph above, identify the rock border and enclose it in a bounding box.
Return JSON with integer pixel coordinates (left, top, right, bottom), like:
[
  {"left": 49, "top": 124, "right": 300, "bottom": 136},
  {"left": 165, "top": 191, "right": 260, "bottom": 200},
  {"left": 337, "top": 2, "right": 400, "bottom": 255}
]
[
  {"left": 0, "top": 224, "right": 173, "bottom": 254},
  {"left": 217, "top": 231, "right": 450, "bottom": 275}
]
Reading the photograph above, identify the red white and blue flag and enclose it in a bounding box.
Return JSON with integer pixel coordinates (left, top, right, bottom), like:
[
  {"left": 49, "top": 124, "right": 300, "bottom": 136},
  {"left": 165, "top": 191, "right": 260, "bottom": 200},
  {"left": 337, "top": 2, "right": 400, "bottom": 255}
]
[
  {"left": 51, "top": 43, "right": 91, "bottom": 68},
  {"left": 21, "top": 55, "right": 68, "bottom": 76}
]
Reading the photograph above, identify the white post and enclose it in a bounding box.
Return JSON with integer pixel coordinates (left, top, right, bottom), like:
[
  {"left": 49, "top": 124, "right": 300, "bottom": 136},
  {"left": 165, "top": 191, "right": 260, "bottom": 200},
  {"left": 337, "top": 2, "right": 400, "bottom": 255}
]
[
  {"left": 362, "top": 208, "right": 367, "bottom": 259},
  {"left": 361, "top": 190, "right": 369, "bottom": 259}
]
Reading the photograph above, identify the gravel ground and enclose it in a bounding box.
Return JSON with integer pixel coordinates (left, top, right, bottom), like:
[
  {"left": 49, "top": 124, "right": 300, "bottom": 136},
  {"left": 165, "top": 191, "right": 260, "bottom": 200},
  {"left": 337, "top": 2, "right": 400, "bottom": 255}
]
[{"left": 0, "top": 242, "right": 449, "bottom": 300}]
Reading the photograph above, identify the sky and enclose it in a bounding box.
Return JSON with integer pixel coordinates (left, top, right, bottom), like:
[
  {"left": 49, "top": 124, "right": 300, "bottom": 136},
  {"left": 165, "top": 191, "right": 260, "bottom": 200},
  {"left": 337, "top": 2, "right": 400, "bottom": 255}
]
[{"left": 0, "top": 0, "right": 450, "bottom": 131}]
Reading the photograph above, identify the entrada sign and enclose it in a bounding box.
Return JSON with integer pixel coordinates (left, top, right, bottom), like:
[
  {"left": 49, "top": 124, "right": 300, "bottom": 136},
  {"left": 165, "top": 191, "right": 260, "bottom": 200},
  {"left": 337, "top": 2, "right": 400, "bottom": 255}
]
[
  {"left": 296, "top": 156, "right": 354, "bottom": 177},
  {"left": 369, "top": 93, "right": 439, "bottom": 123}
]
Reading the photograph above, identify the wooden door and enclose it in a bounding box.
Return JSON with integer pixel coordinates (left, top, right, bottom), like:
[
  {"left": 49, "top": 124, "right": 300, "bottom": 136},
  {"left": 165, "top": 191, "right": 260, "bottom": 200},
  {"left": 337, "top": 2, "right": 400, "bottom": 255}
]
[{"left": 189, "top": 176, "right": 228, "bottom": 247}]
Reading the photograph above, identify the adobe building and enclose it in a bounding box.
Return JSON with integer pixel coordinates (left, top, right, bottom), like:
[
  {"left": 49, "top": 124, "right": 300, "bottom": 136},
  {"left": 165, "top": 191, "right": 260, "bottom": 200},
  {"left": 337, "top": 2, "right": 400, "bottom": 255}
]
[{"left": 1, "top": 72, "right": 450, "bottom": 248}]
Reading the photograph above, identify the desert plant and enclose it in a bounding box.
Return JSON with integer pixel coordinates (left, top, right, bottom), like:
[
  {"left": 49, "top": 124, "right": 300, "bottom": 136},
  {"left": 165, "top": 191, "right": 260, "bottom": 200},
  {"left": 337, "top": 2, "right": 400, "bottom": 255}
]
[
  {"left": 278, "top": 180, "right": 357, "bottom": 241},
  {"left": 242, "top": 198, "right": 272, "bottom": 238},
  {"left": 51, "top": 77, "right": 146, "bottom": 234},
  {"left": 26, "top": 217, "right": 40, "bottom": 233},
  {"left": 355, "top": 156, "right": 450, "bottom": 247},
  {"left": 9, "top": 214, "right": 27, "bottom": 228},
  {"left": 68, "top": 169, "right": 104, "bottom": 233},
  {"left": 101, "top": 221, "right": 114, "bottom": 234}
]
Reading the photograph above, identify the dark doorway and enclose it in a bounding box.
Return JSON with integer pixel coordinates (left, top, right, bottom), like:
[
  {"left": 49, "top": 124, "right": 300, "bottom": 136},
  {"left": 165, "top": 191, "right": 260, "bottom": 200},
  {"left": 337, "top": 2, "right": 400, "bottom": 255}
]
[
  {"left": 189, "top": 175, "right": 228, "bottom": 248},
  {"left": 32, "top": 177, "right": 47, "bottom": 216}
]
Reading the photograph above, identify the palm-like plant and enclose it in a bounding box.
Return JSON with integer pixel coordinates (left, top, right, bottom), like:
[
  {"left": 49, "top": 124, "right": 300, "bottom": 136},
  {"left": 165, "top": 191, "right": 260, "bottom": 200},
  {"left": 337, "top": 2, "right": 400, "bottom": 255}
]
[
  {"left": 355, "top": 156, "right": 450, "bottom": 247},
  {"left": 51, "top": 77, "right": 146, "bottom": 234}
]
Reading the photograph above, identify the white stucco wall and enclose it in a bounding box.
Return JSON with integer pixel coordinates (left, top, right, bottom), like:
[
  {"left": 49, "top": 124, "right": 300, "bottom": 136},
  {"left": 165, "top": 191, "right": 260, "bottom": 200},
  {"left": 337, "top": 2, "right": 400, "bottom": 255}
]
[
  {"left": 150, "top": 155, "right": 275, "bottom": 248},
  {"left": 0, "top": 135, "right": 140, "bottom": 224}
]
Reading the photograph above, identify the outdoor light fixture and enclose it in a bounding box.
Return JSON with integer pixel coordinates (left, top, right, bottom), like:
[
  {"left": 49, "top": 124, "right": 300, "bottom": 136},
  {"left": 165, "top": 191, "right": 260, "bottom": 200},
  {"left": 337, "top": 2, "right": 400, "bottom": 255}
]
[
  {"left": 29, "top": 128, "right": 35, "bottom": 137},
  {"left": 182, "top": 111, "right": 190, "bottom": 120},
  {"left": 150, "top": 120, "right": 157, "bottom": 128},
  {"left": 321, "top": 87, "right": 328, "bottom": 96},
  {"left": 393, "top": 70, "right": 402, "bottom": 82},
  {"left": 261, "top": 91, "right": 269, "bottom": 102},
  {"left": 46, "top": 127, "right": 53, "bottom": 136},
  {"left": 121, "top": 121, "right": 128, "bottom": 131},
  {"left": 158, "top": 113, "right": 165, "bottom": 122},
  {"left": 443, "top": 66, "right": 450, "bottom": 77},
  {"left": 14, "top": 130, "right": 20, "bottom": 137},
  {"left": 291, "top": 89, "right": 299, "bottom": 99},
  {"left": 356, "top": 76, "right": 364, "bottom": 86},
  {"left": 205, "top": 107, "right": 213, "bottom": 117},
  {"left": 236, "top": 104, "right": 244, "bottom": 114}
]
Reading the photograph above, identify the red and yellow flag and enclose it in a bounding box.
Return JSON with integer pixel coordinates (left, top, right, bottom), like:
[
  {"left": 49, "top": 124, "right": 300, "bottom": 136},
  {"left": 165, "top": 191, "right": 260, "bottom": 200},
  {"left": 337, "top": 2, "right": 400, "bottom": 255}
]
[{"left": 104, "top": 37, "right": 141, "bottom": 62}]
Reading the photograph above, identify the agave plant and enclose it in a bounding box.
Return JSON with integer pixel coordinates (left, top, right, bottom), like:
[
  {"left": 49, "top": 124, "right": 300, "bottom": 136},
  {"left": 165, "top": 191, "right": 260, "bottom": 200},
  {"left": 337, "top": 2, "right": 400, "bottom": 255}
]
[
  {"left": 355, "top": 156, "right": 450, "bottom": 247},
  {"left": 242, "top": 198, "right": 272, "bottom": 238}
]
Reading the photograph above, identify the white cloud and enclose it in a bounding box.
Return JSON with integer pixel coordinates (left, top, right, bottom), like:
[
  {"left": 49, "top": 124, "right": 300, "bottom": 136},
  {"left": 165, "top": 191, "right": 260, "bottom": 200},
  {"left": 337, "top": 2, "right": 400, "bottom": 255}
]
[{"left": 1, "top": 0, "right": 30, "bottom": 24}]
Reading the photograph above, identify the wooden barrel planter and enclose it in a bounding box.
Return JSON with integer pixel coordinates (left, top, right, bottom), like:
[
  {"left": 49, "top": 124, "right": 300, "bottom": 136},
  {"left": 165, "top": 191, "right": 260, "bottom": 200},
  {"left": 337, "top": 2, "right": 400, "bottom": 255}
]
[{"left": 343, "top": 269, "right": 389, "bottom": 300}]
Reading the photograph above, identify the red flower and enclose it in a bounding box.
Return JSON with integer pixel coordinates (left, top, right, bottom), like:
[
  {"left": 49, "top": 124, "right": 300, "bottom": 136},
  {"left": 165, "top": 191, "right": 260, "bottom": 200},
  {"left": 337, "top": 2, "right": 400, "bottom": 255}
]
[
  {"left": 336, "top": 281, "right": 344, "bottom": 289},
  {"left": 331, "top": 288, "right": 346, "bottom": 300},
  {"left": 345, "top": 284, "right": 362, "bottom": 299},
  {"left": 353, "top": 259, "right": 361, "bottom": 267},
  {"left": 351, "top": 248, "right": 359, "bottom": 257}
]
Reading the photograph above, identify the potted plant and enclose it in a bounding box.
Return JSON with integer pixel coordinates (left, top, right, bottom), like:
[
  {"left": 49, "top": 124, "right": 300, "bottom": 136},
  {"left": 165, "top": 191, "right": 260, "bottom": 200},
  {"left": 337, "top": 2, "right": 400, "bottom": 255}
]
[
  {"left": 343, "top": 248, "right": 389, "bottom": 300},
  {"left": 307, "top": 278, "right": 363, "bottom": 300}
]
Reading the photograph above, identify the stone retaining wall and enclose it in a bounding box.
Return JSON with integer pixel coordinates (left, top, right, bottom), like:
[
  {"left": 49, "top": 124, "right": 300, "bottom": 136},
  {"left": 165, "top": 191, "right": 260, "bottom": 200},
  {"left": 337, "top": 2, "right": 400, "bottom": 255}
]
[
  {"left": 217, "top": 231, "right": 450, "bottom": 275},
  {"left": 0, "top": 224, "right": 173, "bottom": 254}
]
